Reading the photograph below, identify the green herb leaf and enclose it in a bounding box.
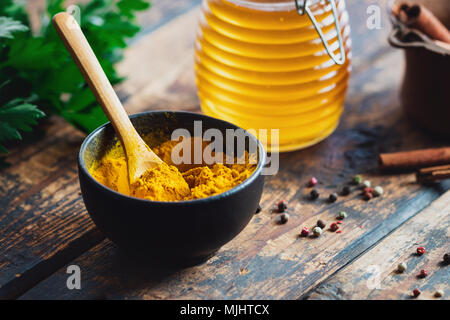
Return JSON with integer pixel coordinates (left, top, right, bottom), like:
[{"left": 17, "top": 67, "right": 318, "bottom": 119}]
[
  {"left": 5, "top": 34, "right": 63, "bottom": 69},
  {"left": 0, "top": 98, "right": 45, "bottom": 153},
  {"left": 117, "top": 0, "right": 151, "bottom": 18},
  {"left": 0, "top": 16, "right": 28, "bottom": 39},
  {"left": 0, "top": 0, "right": 151, "bottom": 157}
]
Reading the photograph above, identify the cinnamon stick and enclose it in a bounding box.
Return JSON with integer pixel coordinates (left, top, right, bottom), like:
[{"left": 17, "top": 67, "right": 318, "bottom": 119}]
[
  {"left": 394, "top": 2, "right": 450, "bottom": 44},
  {"left": 416, "top": 164, "right": 450, "bottom": 184},
  {"left": 379, "top": 147, "right": 450, "bottom": 171}
]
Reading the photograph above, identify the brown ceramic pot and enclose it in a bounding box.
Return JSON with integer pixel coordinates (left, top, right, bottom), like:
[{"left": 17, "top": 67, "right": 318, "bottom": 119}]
[{"left": 389, "top": 0, "right": 450, "bottom": 136}]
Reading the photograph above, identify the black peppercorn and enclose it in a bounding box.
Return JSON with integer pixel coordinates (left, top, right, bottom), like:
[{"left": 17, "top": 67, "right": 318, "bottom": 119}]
[
  {"left": 275, "top": 212, "right": 289, "bottom": 224},
  {"left": 277, "top": 200, "right": 287, "bottom": 213},
  {"left": 341, "top": 185, "right": 351, "bottom": 196},
  {"left": 329, "top": 193, "right": 338, "bottom": 203},
  {"left": 317, "top": 220, "right": 326, "bottom": 229},
  {"left": 310, "top": 189, "right": 319, "bottom": 200},
  {"left": 444, "top": 253, "right": 450, "bottom": 265},
  {"left": 255, "top": 205, "right": 262, "bottom": 214}
]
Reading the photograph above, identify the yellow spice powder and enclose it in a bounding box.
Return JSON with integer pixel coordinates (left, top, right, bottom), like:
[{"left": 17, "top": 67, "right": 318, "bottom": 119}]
[{"left": 89, "top": 138, "right": 256, "bottom": 201}]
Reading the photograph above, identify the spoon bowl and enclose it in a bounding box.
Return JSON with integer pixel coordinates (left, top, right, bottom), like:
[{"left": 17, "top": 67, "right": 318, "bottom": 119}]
[{"left": 78, "top": 111, "right": 266, "bottom": 266}]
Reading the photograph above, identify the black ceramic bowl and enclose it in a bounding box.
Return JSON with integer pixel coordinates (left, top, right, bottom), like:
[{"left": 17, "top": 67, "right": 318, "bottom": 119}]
[{"left": 78, "top": 111, "right": 265, "bottom": 265}]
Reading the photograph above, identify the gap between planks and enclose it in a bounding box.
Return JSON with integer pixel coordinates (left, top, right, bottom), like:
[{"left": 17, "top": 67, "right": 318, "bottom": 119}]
[{"left": 306, "top": 190, "right": 450, "bottom": 300}]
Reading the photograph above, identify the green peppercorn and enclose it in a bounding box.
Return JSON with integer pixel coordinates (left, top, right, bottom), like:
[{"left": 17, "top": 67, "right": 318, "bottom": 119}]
[
  {"left": 337, "top": 211, "right": 347, "bottom": 220},
  {"left": 373, "top": 186, "right": 384, "bottom": 197},
  {"left": 352, "top": 175, "right": 362, "bottom": 185},
  {"left": 362, "top": 180, "right": 371, "bottom": 188},
  {"left": 313, "top": 226, "right": 323, "bottom": 237},
  {"left": 397, "top": 262, "right": 407, "bottom": 273}
]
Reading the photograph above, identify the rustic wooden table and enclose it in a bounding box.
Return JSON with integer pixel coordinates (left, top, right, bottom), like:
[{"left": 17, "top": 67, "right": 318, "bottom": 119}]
[{"left": 1, "top": 0, "right": 449, "bottom": 300}]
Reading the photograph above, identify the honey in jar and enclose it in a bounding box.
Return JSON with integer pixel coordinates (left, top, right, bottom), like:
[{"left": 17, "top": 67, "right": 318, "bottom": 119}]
[{"left": 195, "top": 0, "right": 351, "bottom": 152}]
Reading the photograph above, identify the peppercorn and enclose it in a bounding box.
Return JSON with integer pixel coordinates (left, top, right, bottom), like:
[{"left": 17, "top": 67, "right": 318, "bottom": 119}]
[
  {"left": 373, "top": 186, "right": 384, "bottom": 197},
  {"left": 330, "top": 222, "right": 339, "bottom": 232},
  {"left": 255, "top": 205, "right": 262, "bottom": 214},
  {"left": 336, "top": 230, "right": 342, "bottom": 234},
  {"left": 313, "top": 226, "right": 323, "bottom": 237},
  {"left": 300, "top": 227, "right": 310, "bottom": 237},
  {"left": 275, "top": 212, "right": 289, "bottom": 224},
  {"left": 310, "top": 189, "right": 319, "bottom": 200},
  {"left": 337, "top": 211, "right": 347, "bottom": 220},
  {"left": 434, "top": 290, "right": 444, "bottom": 298},
  {"left": 397, "top": 262, "right": 407, "bottom": 273},
  {"left": 341, "top": 185, "right": 351, "bottom": 196},
  {"left": 363, "top": 192, "right": 373, "bottom": 201},
  {"left": 308, "top": 177, "right": 318, "bottom": 187},
  {"left": 443, "top": 253, "right": 450, "bottom": 265},
  {"left": 317, "top": 219, "right": 326, "bottom": 229},
  {"left": 277, "top": 200, "right": 287, "bottom": 213},
  {"left": 417, "top": 246, "right": 426, "bottom": 256},
  {"left": 329, "top": 193, "right": 338, "bottom": 203},
  {"left": 413, "top": 288, "right": 421, "bottom": 297},
  {"left": 363, "top": 187, "right": 374, "bottom": 194},
  {"left": 336, "top": 221, "right": 342, "bottom": 224},
  {"left": 352, "top": 175, "right": 362, "bottom": 185},
  {"left": 362, "top": 180, "right": 371, "bottom": 188},
  {"left": 418, "top": 269, "right": 428, "bottom": 278}
]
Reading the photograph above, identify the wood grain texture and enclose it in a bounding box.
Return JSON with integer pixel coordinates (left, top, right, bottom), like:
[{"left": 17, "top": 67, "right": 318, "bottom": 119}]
[
  {"left": 307, "top": 190, "right": 450, "bottom": 300},
  {"left": 19, "top": 45, "right": 450, "bottom": 298},
  {"left": 0, "top": 118, "right": 105, "bottom": 299},
  {"left": 0, "top": 0, "right": 200, "bottom": 299}
]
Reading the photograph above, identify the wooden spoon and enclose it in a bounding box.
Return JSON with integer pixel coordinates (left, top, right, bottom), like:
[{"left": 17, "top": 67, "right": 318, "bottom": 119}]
[{"left": 52, "top": 12, "right": 163, "bottom": 184}]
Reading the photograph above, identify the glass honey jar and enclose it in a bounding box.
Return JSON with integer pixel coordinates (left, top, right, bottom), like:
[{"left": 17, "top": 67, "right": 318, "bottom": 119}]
[{"left": 195, "top": 0, "right": 351, "bottom": 152}]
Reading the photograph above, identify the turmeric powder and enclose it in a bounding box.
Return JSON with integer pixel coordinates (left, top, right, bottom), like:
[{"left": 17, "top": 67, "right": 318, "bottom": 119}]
[{"left": 89, "top": 138, "right": 256, "bottom": 201}]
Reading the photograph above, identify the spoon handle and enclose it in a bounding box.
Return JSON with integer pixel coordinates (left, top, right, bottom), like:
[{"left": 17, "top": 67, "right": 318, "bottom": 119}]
[{"left": 52, "top": 12, "right": 140, "bottom": 150}]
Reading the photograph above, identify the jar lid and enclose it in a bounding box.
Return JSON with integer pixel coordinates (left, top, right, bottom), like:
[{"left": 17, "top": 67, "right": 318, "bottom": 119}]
[
  {"left": 227, "top": 0, "right": 321, "bottom": 11},
  {"left": 297, "top": 0, "right": 346, "bottom": 65},
  {"left": 226, "top": 0, "right": 346, "bottom": 65}
]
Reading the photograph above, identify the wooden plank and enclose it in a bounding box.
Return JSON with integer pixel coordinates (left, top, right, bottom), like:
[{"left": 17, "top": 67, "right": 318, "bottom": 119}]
[
  {"left": 116, "top": 6, "right": 201, "bottom": 113},
  {"left": 0, "top": 118, "right": 106, "bottom": 299},
  {"left": 19, "top": 178, "right": 446, "bottom": 299},
  {"left": 19, "top": 46, "right": 450, "bottom": 299},
  {"left": 0, "top": 1, "right": 202, "bottom": 299},
  {"left": 4, "top": 0, "right": 449, "bottom": 300},
  {"left": 307, "top": 191, "right": 450, "bottom": 300}
]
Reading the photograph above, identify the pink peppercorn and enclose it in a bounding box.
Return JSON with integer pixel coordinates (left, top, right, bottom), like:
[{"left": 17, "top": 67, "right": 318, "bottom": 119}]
[
  {"left": 417, "top": 247, "right": 426, "bottom": 255},
  {"left": 336, "top": 230, "right": 342, "bottom": 234},
  {"left": 418, "top": 269, "right": 428, "bottom": 278},
  {"left": 300, "top": 227, "right": 310, "bottom": 237},
  {"left": 413, "top": 288, "right": 421, "bottom": 297},
  {"left": 308, "top": 177, "right": 318, "bottom": 187},
  {"left": 336, "top": 221, "right": 342, "bottom": 224},
  {"left": 363, "top": 187, "right": 374, "bottom": 194},
  {"left": 330, "top": 222, "right": 339, "bottom": 232}
]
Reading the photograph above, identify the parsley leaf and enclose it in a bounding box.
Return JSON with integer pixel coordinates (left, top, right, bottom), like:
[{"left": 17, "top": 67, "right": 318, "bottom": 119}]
[
  {"left": 0, "top": 16, "right": 28, "bottom": 39},
  {"left": 0, "top": 97, "right": 45, "bottom": 153},
  {"left": 0, "top": 0, "right": 150, "bottom": 158}
]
